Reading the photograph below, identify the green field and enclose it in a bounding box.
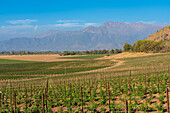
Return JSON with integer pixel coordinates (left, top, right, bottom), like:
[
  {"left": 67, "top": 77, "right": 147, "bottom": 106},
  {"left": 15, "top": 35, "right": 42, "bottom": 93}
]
[
  {"left": 0, "top": 53, "right": 169, "bottom": 78},
  {"left": 0, "top": 58, "right": 116, "bottom": 76},
  {"left": 59, "top": 54, "right": 106, "bottom": 59},
  {"left": 0, "top": 69, "right": 169, "bottom": 112},
  {"left": 0, "top": 59, "right": 36, "bottom": 64},
  {"left": 0, "top": 75, "right": 43, "bottom": 80},
  {"left": 0, "top": 53, "right": 169, "bottom": 112},
  {"left": 112, "top": 53, "right": 170, "bottom": 69}
]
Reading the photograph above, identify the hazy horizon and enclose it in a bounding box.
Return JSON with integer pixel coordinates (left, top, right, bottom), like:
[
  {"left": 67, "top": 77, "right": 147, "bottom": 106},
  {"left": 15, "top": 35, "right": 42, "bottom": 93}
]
[{"left": 0, "top": 0, "right": 170, "bottom": 41}]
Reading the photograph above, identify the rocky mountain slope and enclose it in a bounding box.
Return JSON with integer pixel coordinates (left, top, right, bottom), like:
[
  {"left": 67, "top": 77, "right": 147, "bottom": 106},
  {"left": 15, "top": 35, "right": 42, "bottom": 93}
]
[
  {"left": 0, "top": 21, "right": 167, "bottom": 51},
  {"left": 146, "top": 25, "right": 170, "bottom": 41}
]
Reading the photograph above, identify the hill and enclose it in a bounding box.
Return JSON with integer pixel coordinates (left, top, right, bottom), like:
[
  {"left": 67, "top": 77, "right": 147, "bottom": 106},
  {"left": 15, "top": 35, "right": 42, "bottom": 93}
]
[
  {"left": 0, "top": 21, "right": 167, "bottom": 51},
  {"left": 146, "top": 25, "right": 170, "bottom": 41}
]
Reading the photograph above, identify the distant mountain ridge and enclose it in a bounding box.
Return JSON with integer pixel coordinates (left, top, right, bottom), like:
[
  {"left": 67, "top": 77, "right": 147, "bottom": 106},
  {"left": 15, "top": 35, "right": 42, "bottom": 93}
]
[
  {"left": 0, "top": 21, "right": 167, "bottom": 51},
  {"left": 146, "top": 25, "right": 170, "bottom": 41}
]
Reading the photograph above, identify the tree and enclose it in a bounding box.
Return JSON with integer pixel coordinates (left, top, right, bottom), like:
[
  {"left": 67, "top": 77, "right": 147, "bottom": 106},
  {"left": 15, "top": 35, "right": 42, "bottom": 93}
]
[
  {"left": 93, "top": 50, "right": 98, "bottom": 54},
  {"left": 133, "top": 40, "right": 143, "bottom": 52},
  {"left": 132, "top": 40, "right": 166, "bottom": 53},
  {"left": 123, "top": 43, "right": 132, "bottom": 51},
  {"left": 101, "top": 49, "right": 106, "bottom": 54},
  {"left": 109, "top": 49, "right": 114, "bottom": 54},
  {"left": 85, "top": 51, "right": 90, "bottom": 54},
  {"left": 114, "top": 48, "right": 119, "bottom": 53},
  {"left": 10, "top": 51, "right": 14, "bottom": 55}
]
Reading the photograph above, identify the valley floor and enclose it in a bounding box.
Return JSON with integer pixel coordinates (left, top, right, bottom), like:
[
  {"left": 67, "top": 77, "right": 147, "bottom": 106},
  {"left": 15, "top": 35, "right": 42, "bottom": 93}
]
[{"left": 0, "top": 52, "right": 169, "bottom": 112}]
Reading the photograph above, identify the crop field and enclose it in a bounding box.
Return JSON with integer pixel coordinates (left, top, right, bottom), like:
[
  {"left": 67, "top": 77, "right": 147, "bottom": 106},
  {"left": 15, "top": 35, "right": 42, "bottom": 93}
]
[
  {"left": 59, "top": 54, "right": 106, "bottom": 59},
  {"left": 0, "top": 59, "right": 116, "bottom": 76},
  {"left": 109, "top": 53, "right": 170, "bottom": 71},
  {"left": 0, "top": 54, "right": 87, "bottom": 62},
  {"left": 0, "top": 53, "right": 169, "bottom": 113},
  {"left": 0, "top": 59, "right": 36, "bottom": 64}
]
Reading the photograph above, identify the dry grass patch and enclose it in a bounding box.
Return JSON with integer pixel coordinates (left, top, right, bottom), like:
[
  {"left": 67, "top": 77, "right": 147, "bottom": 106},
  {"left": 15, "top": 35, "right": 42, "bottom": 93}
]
[
  {"left": 0, "top": 54, "right": 84, "bottom": 62},
  {"left": 107, "top": 52, "right": 163, "bottom": 59}
]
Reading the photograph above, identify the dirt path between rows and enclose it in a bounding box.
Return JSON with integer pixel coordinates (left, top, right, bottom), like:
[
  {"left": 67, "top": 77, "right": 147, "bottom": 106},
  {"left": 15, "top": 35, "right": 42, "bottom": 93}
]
[
  {"left": 71, "top": 59, "right": 124, "bottom": 74},
  {"left": 0, "top": 77, "right": 47, "bottom": 83},
  {"left": 0, "top": 59, "right": 124, "bottom": 83}
]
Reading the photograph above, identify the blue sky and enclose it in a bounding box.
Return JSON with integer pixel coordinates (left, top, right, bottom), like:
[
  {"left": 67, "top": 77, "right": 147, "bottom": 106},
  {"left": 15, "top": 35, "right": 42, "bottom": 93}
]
[{"left": 0, "top": 0, "right": 170, "bottom": 40}]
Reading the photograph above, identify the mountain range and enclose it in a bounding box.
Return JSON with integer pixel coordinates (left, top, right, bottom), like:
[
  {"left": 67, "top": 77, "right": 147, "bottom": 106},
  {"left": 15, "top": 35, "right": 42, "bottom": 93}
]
[
  {"left": 0, "top": 21, "right": 168, "bottom": 51},
  {"left": 146, "top": 25, "right": 170, "bottom": 41}
]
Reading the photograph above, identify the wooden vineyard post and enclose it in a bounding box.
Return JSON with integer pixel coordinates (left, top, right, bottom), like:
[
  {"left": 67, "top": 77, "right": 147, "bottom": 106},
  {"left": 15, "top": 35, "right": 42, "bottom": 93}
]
[
  {"left": 0, "top": 91, "right": 1, "bottom": 109},
  {"left": 45, "top": 79, "right": 49, "bottom": 110},
  {"left": 168, "top": 66, "right": 170, "bottom": 86},
  {"left": 10, "top": 84, "right": 13, "bottom": 110},
  {"left": 45, "top": 88, "right": 48, "bottom": 110},
  {"left": 25, "top": 86, "right": 27, "bottom": 111},
  {"left": 42, "top": 93, "right": 45, "bottom": 113},
  {"left": 2, "top": 90, "right": 4, "bottom": 107},
  {"left": 34, "top": 83, "right": 35, "bottom": 94},
  {"left": 100, "top": 74, "right": 102, "bottom": 80},
  {"left": 125, "top": 100, "right": 128, "bottom": 113},
  {"left": 13, "top": 91, "right": 16, "bottom": 113},
  {"left": 118, "top": 75, "right": 120, "bottom": 91},
  {"left": 81, "top": 87, "right": 83, "bottom": 113},
  {"left": 46, "top": 79, "right": 49, "bottom": 93},
  {"left": 148, "top": 74, "right": 151, "bottom": 88},
  {"left": 166, "top": 86, "right": 169, "bottom": 113},
  {"left": 157, "top": 75, "right": 159, "bottom": 93},
  {"left": 129, "top": 70, "right": 131, "bottom": 94},
  {"left": 107, "top": 82, "right": 111, "bottom": 112},
  {"left": 145, "top": 74, "right": 147, "bottom": 94},
  {"left": 64, "top": 85, "right": 66, "bottom": 99},
  {"left": 129, "top": 70, "right": 132, "bottom": 105},
  {"left": 31, "top": 84, "right": 32, "bottom": 97},
  {"left": 106, "top": 81, "right": 108, "bottom": 96},
  {"left": 89, "top": 79, "right": 91, "bottom": 97}
]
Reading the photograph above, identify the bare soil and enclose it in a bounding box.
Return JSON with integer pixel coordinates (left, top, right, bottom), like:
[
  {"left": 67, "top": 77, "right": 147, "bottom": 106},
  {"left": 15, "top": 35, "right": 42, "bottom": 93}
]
[
  {"left": 104, "top": 52, "right": 163, "bottom": 59},
  {"left": 0, "top": 54, "right": 83, "bottom": 62}
]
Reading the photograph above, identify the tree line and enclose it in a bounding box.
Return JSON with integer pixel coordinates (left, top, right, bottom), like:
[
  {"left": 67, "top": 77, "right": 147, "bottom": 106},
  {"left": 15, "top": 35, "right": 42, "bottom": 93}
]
[
  {"left": 0, "top": 49, "right": 123, "bottom": 55},
  {"left": 0, "top": 51, "right": 59, "bottom": 55},
  {"left": 123, "top": 40, "right": 170, "bottom": 53},
  {"left": 63, "top": 49, "right": 122, "bottom": 55}
]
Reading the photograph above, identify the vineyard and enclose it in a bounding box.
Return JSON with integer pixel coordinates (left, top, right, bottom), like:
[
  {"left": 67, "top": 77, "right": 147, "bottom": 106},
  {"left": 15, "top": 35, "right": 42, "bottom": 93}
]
[
  {"left": 0, "top": 59, "right": 116, "bottom": 76},
  {"left": 0, "top": 53, "right": 169, "bottom": 113}
]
